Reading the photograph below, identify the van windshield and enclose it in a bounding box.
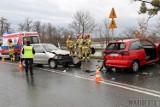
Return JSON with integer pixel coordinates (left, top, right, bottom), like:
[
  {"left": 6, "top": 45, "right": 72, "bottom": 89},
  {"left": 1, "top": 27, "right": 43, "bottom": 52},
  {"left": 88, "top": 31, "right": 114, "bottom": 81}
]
[
  {"left": 23, "top": 36, "right": 39, "bottom": 45},
  {"left": 107, "top": 43, "right": 126, "bottom": 50}
]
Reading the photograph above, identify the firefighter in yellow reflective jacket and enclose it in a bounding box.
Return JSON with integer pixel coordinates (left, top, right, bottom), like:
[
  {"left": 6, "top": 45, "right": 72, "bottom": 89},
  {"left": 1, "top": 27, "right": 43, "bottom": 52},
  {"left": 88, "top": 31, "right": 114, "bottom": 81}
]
[
  {"left": 8, "top": 39, "right": 15, "bottom": 62},
  {"left": 66, "top": 35, "right": 74, "bottom": 56},
  {"left": 82, "top": 34, "right": 88, "bottom": 61},
  {"left": 86, "top": 34, "right": 92, "bottom": 59},
  {"left": 76, "top": 34, "right": 83, "bottom": 59}
]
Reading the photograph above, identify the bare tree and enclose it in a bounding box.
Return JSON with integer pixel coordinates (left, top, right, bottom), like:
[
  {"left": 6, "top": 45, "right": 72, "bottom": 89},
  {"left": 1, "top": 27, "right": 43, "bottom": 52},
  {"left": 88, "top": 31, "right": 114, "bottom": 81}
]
[
  {"left": 155, "top": 17, "right": 160, "bottom": 35},
  {"left": 40, "top": 23, "right": 47, "bottom": 42},
  {"left": 104, "top": 19, "right": 111, "bottom": 46},
  {"left": 94, "top": 18, "right": 111, "bottom": 48},
  {"left": 0, "top": 17, "right": 7, "bottom": 35},
  {"left": 24, "top": 18, "right": 32, "bottom": 32},
  {"left": 4, "top": 22, "right": 11, "bottom": 33},
  {"left": 0, "top": 17, "right": 13, "bottom": 35},
  {"left": 33, "top": 21, "right": 41, "bottom": 36},
  {"left": 18, "top": 23, "right": 25, "bottom": 31},
  {"left": 46, "top": 23, "right": 54, "bottom": 43},
  {"left": 120, "top": 27, "right": 136, "bottom": 39},
  {"left": 96, "top": 26, "right": 105, "bottom": 48},
  {"left": 70, "top": 11, "right": 96, "bottom": 35},
  {"left": 138, "top": 19, "right": 149, "bottom": 35}
]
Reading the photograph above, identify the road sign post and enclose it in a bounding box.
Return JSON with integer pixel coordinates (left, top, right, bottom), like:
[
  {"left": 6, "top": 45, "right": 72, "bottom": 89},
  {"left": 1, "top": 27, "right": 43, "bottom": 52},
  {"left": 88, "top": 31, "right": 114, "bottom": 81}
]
[{"left": 109, "top": 8, "right": 117, "bottom": 41}]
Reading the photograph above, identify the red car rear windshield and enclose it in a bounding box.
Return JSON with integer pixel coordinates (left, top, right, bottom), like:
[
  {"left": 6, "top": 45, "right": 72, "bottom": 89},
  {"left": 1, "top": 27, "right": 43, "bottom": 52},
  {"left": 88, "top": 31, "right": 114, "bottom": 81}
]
[{"left": 107, "top": 43, "right": 126, "bottom": 50}]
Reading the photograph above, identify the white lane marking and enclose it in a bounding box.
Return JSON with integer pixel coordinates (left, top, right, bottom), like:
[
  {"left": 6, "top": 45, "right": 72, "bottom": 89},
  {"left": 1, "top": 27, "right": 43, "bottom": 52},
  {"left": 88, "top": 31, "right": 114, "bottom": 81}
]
[
  {"left": 6, "top": 62, "right": 160, "bottom": 98},
  {"left": 37, "top": 67, "right": 160, "bottom": 98},
  {"left": 103, "top": 79, "right": 160, "bottom": 95}
]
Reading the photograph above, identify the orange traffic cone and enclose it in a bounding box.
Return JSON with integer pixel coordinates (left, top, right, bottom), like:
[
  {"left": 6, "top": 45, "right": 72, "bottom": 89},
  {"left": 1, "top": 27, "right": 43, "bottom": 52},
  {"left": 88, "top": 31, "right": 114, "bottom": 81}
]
[
  {"left": 18, "top": 61, "right": 23, "bottom": 71},
  {"left": 95, "top": 66, "right": 102, "bottom": 82},
  {"left": 1, "top": 57, "right": 5, "bottom": 63}
]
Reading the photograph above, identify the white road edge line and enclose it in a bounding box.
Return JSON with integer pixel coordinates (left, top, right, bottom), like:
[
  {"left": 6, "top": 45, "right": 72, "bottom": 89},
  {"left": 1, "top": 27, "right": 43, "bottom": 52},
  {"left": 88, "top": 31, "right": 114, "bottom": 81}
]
[
  {"left": 7, "top": 62, "right": 160, "bottom": 98},
  {"left": 37, "top": 67, "right": 160, "bottom": 98}
]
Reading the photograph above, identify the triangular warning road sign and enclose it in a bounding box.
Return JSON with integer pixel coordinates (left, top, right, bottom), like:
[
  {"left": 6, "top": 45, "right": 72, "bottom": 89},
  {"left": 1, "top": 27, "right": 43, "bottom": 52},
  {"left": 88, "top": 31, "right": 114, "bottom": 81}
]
[
  {"left": 109, "top": 8, "right": 117, "bottom": 18},
  {"left": 109, "top": 19, "right": 117, "bottom": 29}
]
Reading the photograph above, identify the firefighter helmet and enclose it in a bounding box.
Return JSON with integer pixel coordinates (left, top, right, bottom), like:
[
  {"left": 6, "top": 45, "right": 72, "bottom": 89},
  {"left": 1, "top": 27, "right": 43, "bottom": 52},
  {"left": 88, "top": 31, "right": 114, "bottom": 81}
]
[
  {"left": 77, "top": 34, "right": 81, "bottom": 38},
  {"left": 83, "top": 34, "right": 87, "bottom": 38},
  {"left": 8, "top": 39, "right": 12, "bottom": 42},
  {"left": 87, "top": 34, "right": 90, "bottom": 38},
  {"left": 68, "top": 35, "right": 72, "bottom": 39}
]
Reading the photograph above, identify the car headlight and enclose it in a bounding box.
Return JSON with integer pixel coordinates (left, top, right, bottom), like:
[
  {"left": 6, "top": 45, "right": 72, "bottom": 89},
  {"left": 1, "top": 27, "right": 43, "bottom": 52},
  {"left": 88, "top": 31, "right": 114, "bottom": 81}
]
[
  {"left": 58, "top": 55, "right": 63, "bottom": 59},
  {"left": 54, "top": 55, "right": 58, "bottom": 59}
]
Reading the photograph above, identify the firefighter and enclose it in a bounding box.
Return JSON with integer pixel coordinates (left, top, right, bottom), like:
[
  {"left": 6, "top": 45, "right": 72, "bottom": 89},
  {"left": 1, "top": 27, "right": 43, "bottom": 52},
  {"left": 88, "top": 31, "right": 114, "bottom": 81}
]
[
  {"left": 22, "top": 41, "right": 35, "bottom": 75},
  {"left": 86, "top": 34, "right": 92, "bottom": 60},
  {"left": 8, "top": 39, "right": 15, "bottom": 62},
  {"left": 66, "top": 35, "right": 74, "bottom": 56},
  {"left": 76, "top": 34, "right": 83, "bottom": 59},
  {"left": 82, "top": 34, "right": 88, "bottom": 61}
]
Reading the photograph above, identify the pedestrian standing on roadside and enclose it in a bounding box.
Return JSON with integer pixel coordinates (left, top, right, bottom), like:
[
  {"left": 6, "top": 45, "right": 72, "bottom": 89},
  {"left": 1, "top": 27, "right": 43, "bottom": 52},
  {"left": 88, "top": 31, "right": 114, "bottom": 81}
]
[{"left": 22, "top": 41, "right": 35, "bottom": 75}]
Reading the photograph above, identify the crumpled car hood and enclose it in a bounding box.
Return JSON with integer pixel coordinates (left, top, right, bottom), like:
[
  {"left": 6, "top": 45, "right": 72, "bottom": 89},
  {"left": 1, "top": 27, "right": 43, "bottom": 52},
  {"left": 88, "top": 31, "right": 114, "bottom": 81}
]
[{"left": 51, "top": 49, "right": 70, "bottom": 55}]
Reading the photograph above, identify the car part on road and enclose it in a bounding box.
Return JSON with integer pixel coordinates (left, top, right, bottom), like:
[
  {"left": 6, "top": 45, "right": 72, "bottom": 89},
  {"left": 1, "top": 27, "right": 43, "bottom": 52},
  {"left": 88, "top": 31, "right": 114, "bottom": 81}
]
[
  {"left": 74, "top": 61, "right": 81, "bottom": 68},
  {"left": 63, "top": 63, "right": 69, "bottom": 68},
  {"left": 72, "top": 57, "right": 81, "bottom": 68}
]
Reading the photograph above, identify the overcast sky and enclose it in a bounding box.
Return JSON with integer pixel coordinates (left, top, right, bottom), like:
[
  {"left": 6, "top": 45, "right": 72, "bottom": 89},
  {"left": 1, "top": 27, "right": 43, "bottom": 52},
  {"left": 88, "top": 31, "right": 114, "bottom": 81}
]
[{"left": 0, "top": 0, "right": 159, "bottom": 33}]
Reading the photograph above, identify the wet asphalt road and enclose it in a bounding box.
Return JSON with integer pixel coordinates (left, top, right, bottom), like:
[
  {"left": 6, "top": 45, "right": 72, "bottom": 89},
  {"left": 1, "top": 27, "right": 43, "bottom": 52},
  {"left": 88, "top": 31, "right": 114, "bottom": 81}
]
[
  {"left": 0, "top": 61, "right": 160, "bottom": 107},
  {"left": 53, "top": 59, "right": 160, "bottom": 92}
]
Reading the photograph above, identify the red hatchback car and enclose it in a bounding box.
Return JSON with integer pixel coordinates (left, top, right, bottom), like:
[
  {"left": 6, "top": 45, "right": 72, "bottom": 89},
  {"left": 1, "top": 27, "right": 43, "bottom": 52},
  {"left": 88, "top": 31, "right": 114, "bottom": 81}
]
[{"left": 103, "top": 39, "right": 160, "bottom": 72}]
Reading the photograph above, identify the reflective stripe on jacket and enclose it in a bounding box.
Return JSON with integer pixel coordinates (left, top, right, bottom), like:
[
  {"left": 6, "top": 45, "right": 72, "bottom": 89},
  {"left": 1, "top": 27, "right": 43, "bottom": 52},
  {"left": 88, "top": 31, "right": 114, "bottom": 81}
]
[
  {"left": 86, "top": 38, "right": 92, "bottom": 47},
  {"left": 82, "top": 39, "right": 88, "bottom": 48},
  {"left": 8, "top": 43, "right": 14, "bottom": 54},
  {"left": 66, "top": 39, "right": 74, "bottom": 48},
  {"left": 76, "top": 38, "right": 83, "bottom": 47}
]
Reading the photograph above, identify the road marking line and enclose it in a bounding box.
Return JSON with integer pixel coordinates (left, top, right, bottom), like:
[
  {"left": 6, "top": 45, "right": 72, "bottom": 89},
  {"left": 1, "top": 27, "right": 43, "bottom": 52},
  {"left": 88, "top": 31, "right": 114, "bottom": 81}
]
[
  {"left": 103, "top": 79, "right": 160, "bottom": 95},
  {"left": 37, "top": 67, "right": 160, "bottom": 98},
  {"left": 6, "top": 62, "right": 160, "bottom": 98}
]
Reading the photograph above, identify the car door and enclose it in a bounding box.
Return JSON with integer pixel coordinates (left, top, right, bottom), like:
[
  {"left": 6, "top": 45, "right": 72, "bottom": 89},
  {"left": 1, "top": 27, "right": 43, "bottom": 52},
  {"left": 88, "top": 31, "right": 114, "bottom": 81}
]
[
  {"left": 33, "top": 45, "right": 48, "bottom": 64},
  {"left": 140, "top": 39, "right": 157, "bottom": 61},
  {"left": 129, "top": 41, "right": 146, "bottom": 65}
]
